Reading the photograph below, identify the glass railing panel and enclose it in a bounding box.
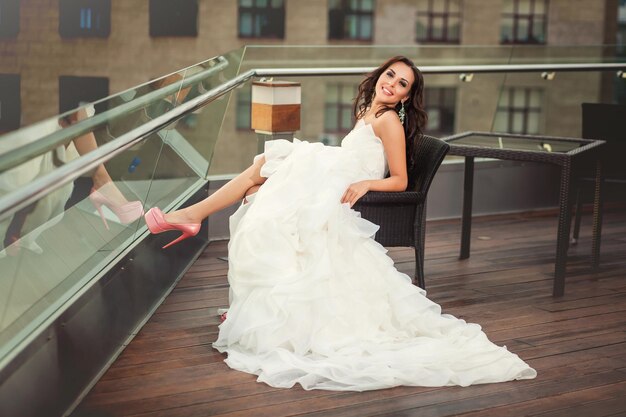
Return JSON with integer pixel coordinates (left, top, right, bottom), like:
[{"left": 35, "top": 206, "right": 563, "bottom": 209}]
[
  {"left": 210, "top": 72, "right": 512, "bottom": 174},
  {"left": 209, "top": 74, "right": 378, "bottom": 176},
  {"left": 0, "top": 47, "right": 248, "bottom": 365},
  {"left": 0, "top": 112, "right": 209, "bottom": 368},
  {"left": 507, "top": 44, "right": 626, "bottom": 65},
  {"left": 208, "top": 78, "right": 259, "bottom": 176},
  {"left": 242, "top": 44, "right": 626, "bottom": 70},
  {"left": 0, "top": 149, "right": 142, "bottom": 362},
  {"left": 0, "top": 48, "right": 245, "bottom": 175},
  {"left": 153, "top": 48, "right": 245, "bottom": 179},
  {"left": 3, "top": 44, "right": 626, "bottom": 368},
  {"left": 422, "top": 72, "right": 510, "bottom": 138},
  {"left": 490, "top": 70, "right": 623, "bottom": 139},
  {"left": 241, "top": 45, "right": 515, "bottom": 70}
]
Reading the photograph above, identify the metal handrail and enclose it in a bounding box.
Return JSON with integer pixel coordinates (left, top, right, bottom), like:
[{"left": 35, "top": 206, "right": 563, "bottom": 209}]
[
  {"left": 255, "top": 62, "right": 626, "bottom": 76},
  {"left": 1, "top": 60, "right": 626, "bottom": 220},
  {"left": 0, "top": 68, "right": 257, "bottom": 221}
]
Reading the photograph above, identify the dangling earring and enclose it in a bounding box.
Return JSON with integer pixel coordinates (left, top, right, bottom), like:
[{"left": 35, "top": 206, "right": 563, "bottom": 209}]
[{"left": 398, "top": 101, "right": 406, "bottom": 125}]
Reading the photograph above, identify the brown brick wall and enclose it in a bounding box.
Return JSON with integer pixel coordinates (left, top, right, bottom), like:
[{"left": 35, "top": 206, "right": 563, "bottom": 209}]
[{"left": 0, "top": 0, "right": 619, "bottom": 174}]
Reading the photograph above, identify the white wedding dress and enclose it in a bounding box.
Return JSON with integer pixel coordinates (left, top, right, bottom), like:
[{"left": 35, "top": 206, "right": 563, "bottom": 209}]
[{"left": 213, "top": 119, "right": 537, "bottom": 391}]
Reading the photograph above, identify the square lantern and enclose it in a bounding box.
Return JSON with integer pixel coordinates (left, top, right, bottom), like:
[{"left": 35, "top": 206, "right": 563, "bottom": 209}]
[{"left": 251, "top": 80, "right": 301, "bottom": 134}]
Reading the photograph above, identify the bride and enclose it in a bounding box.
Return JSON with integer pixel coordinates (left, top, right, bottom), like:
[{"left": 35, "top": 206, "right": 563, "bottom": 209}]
[{"left": 145, "top": 56, "right": 537, "bottom": 391}]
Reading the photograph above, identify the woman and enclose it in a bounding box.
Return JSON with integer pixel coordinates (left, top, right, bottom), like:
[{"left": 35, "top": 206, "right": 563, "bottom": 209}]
[{"left": 145, "top": 56, "right": 537, "bottom": 391}]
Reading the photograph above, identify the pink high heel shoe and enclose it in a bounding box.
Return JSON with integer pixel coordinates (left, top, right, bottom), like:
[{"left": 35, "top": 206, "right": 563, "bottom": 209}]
[
  {"left": 89, "top": 187, "right": 144, "bottom": 230},
  {"left": 144, "top": 207, "right": 200, "bottom": 249}
]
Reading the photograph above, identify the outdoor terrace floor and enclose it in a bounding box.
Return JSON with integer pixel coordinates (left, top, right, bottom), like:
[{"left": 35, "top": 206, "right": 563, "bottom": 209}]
[{"left": 74, "top": 209, "right": 626, "bottom": 417}]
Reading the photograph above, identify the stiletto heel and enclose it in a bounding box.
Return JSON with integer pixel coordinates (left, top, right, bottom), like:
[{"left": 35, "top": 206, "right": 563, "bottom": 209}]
[
  {"left": 144, "top": 207, "right": 201, "bottom": 249},
  {"left": 92, "top": 201, "right": 110, "bottom": 230},
  {"left": 89, "top": 186, "right": 144, "bottom": 229}
]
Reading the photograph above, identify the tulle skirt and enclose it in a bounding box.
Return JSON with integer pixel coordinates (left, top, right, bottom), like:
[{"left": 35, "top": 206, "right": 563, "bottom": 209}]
[{"left": 213, "top": 139, "right": 536, "bottom": 391}]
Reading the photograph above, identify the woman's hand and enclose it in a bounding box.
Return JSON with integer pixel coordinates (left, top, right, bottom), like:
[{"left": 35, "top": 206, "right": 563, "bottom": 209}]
[{"left": 341, "top": 180, "right": 371, "bottom": 207}]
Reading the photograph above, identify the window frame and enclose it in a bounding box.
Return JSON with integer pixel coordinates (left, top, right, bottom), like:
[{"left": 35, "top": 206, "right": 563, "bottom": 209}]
[
  {"left": 59, "top": 0, "right": 111, "bottom": 39},
  {"left": 0, "top": 0, "right": 20, "bottom": 39},
  {"left": 500, "top": 0, "right": 548, "bottom": 45},
  {"left": 424, "top": 87, "right": 456, "bottom": 136},
  {"left": 238, "top": 0, "right": 285, "bottom": 39},
  {"left": 149, "top": 0, "right": 199, "bottom": 37},
  {"left": 494, "top": 87, "right": 543, "bottom": 135},
  {"left": 328, "top": 0, "right": 374, "bottom": 42},
  {"left": 58, "top": 75, "right": 109, "bottom": 115},
  {"left": 415, "top": 0, "right": 462, "bottom": 44},
  {"left": 0, "top": 74, "right": 21, "bottom": 133}
]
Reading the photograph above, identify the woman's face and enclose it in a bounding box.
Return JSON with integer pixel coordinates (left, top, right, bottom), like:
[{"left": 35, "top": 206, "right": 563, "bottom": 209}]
[{"left": 374, "top": 61, "right": 415, "bottom": 106}]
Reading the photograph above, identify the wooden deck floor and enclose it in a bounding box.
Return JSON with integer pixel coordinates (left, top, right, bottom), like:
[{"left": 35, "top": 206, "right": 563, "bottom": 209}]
[{"left": 74, "top": 210, "right": 626, "bottom": 417}]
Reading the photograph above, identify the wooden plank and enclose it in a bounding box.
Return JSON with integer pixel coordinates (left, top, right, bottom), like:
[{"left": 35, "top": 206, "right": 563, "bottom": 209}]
[
  {"left": 449, "top": 381, "right": 626, "bottom": 417},
  {"left": 73, "top": 210, "right": 626, "bottom": 417}
]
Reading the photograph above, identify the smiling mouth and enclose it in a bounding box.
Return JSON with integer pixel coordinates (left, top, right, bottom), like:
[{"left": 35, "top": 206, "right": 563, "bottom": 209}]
[{"left": 381, "top": 86, "right": 393, "bottom": 96}]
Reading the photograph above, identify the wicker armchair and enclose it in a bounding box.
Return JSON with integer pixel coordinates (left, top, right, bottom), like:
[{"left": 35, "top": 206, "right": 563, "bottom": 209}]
[{"left": 353, "top": 134, "right": 450, "bottom": 289}]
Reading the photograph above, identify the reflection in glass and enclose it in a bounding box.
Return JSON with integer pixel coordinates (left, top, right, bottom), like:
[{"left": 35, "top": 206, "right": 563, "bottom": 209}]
[{"left": 0, "top": 49, "right": 246, "bottom": 367}]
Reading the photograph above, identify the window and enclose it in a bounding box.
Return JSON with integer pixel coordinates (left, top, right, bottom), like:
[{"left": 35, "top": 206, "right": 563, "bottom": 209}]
[
  {"left": 324, "top": 84, "right": 355, "bottom": 134},
  {"left": 328, "top": 0, "right": 374, "bottom": 41},
  {"left": 149, "top": 0, "right": 198, "bottom": 37},
  {"left": 236, "top": 85, "right": 251, "bottom": 130},
  {"left": 0, "top": 74, "right": 20, "bottom": 133},
  {"left": 0, "top": 0, "right": 19, "bottom": 38},
  {"left": 493, "top": 88, "right": 542, "bottom": 134},
  {"left": 424, "top": 87, "right": 456, "bottom": 136},
  {"left": 238, "top": 0, "right": 285, "bottom": 39},
  {"left": 59, "top": 76, "right": 109, "bottom": 114},
  {"left": 59, "top": 0, "right": 110, "bottom": 38},
  {"left": 416, "top": 0, "right": 461, "bottom": 43},
  {"left": 501, "top": 0, "right": 547, "bottom": 44}
]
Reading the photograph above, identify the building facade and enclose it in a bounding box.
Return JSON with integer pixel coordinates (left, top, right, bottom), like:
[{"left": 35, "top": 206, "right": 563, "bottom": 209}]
[{"left": 0, "top": 0, "right": 621, "bottom": 173}]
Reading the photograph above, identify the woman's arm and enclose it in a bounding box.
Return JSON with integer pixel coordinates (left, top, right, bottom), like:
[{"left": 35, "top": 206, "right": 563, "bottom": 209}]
[{"left": 341, "top": 112, "right": 408, "bottom": 207}]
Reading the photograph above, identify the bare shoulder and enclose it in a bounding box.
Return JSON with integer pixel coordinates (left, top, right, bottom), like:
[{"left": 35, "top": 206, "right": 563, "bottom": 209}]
[{"left": 371, "top": 110, "right": 405, "bottom": 144}]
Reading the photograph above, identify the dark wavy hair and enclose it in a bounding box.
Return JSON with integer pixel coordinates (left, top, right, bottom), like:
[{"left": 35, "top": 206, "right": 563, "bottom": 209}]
[{"left": 353, "top": 56, "right": 428, "bottom": 174}]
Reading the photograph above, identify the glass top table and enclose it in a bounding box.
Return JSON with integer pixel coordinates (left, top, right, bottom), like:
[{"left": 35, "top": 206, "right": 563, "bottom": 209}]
[
  {"left": 443, "top": 131, "right": 606, "bottom": 297},
  {"left": 447, "top": 133, "right": 587, "bottom": 153}
]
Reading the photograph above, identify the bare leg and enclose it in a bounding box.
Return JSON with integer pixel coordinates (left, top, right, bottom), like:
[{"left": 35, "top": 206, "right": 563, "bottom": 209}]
[
  {"left": 165, "top": 156, "right": 267, "bottom": 224},
  {"left": 70, "top": 112, "right": 129, "bottom": 205}
]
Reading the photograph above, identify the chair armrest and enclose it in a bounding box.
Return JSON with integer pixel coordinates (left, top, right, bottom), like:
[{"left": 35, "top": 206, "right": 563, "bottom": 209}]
[{"left": 357, "top": 191, "right": 424, "bottom": 205}]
